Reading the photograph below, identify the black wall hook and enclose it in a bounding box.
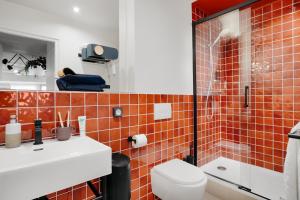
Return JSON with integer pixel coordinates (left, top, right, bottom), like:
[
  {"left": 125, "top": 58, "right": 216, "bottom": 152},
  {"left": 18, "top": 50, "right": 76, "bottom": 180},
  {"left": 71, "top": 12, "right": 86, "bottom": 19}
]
[{"left": 128, "top": 136, "right": 136, "bottom": 143}]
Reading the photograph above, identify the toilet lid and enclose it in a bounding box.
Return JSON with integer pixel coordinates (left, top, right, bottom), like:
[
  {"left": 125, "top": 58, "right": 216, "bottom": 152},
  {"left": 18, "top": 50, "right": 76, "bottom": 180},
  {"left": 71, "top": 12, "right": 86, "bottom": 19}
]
[{"left": 152, "top": 159, "right": 207, "bottom": 185}]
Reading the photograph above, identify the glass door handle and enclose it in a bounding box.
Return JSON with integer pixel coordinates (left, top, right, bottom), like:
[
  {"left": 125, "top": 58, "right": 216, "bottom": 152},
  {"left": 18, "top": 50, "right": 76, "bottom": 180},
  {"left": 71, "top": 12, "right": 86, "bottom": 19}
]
[{"left": 244, "top": 86, "right": 249, "bottom": 108}]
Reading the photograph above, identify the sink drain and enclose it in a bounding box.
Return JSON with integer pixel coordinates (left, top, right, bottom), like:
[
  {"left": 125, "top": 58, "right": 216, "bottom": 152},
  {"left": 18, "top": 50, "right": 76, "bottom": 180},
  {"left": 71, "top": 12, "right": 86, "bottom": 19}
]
[{"left": 217, "top": 166, "right": 227, "bottom": 171}]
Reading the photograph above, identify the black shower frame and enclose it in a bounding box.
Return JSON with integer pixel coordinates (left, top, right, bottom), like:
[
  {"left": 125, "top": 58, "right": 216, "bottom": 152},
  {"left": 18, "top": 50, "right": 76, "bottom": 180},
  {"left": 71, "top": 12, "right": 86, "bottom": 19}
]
[{"left": 192, "top": 0, "right": 260, "bottom": 166}]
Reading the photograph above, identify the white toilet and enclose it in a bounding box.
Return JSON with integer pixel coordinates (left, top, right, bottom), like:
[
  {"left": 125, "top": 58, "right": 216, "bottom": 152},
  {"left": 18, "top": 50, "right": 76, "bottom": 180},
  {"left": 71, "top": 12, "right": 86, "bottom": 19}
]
[{"left": 151, "top": 159, "right": 207, "bottom": 200}]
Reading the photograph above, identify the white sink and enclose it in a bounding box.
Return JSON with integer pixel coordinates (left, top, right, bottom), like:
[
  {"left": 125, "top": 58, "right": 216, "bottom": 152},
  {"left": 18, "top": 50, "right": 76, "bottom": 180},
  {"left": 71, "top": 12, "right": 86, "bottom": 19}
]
[{"left": 0, "top": 136, "right": 112, "bottom": 200}]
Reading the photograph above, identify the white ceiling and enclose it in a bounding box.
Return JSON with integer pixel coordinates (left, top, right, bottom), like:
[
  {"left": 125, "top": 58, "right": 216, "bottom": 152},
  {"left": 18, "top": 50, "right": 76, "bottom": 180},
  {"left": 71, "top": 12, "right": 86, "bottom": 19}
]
[{"left": 4, "top": 0, "right": 118, "bottom": 30}]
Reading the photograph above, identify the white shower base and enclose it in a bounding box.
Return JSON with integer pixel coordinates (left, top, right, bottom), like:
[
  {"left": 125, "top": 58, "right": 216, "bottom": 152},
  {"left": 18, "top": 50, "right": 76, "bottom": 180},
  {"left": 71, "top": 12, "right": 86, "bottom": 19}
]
[{"left": 201, "top": 157, "right": 284, "bottom": 200}]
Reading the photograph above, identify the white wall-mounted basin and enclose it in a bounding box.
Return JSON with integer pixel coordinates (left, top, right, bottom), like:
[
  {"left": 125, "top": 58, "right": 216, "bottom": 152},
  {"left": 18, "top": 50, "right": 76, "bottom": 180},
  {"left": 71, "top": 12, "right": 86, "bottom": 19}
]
[{"left": 0, "top": 136, "right": 112, "bottom": 200}]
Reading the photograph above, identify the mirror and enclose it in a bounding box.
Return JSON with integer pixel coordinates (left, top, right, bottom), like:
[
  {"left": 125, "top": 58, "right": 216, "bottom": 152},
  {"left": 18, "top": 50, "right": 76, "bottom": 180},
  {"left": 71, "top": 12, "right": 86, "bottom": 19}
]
[{"left": 0, "top": 0, "right": 119, "bottom": 91}]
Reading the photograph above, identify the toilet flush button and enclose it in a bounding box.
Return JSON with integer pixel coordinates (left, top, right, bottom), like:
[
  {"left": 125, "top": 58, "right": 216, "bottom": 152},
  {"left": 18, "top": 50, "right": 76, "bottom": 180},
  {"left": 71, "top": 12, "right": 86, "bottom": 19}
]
[{"left": 154, "top": 103, "right": 172, "bottom": 120}]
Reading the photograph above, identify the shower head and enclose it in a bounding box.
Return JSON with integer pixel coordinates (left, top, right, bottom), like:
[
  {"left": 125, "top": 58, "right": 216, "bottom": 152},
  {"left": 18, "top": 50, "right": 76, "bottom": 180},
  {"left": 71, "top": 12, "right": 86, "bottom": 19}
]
[
  {"left": 210, "top": 28, "right": 231, "bottom": 47},
  {"left": 209, "top": 10, "right": 240, "bottom": 48},
  {"left": 219, "top": 29, "right": 232, "bottom": 37}
]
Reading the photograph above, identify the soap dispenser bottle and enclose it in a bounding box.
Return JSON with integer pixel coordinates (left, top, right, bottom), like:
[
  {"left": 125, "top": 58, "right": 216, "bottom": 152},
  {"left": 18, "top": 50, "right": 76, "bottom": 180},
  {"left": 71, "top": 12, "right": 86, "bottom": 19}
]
[{"left": 5, "top": 115, "right": 21, "bottom": 148}]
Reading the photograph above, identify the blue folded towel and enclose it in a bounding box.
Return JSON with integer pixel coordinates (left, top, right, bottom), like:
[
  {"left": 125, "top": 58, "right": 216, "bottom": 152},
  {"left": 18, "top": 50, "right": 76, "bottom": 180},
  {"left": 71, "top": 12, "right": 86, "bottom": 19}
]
[{"left": 56, "top": 74, "right": 110, "bottom": 91}]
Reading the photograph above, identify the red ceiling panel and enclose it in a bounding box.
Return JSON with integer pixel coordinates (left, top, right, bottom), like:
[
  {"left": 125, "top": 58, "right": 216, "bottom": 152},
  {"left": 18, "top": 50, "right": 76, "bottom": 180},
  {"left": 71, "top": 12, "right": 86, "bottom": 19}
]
[{"left": 192, "top": 0, "right": 247, "bottom": 16}]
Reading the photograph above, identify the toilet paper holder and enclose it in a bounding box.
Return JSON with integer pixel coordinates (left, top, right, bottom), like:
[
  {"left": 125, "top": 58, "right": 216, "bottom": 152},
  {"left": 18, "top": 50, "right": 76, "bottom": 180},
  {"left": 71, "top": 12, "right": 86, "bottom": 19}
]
[
  {"left": 128, "top": 134, "right": 147, "bottom": 148},
  {"left": 128, "top": 136, "right": 136, "bottom": 143}
]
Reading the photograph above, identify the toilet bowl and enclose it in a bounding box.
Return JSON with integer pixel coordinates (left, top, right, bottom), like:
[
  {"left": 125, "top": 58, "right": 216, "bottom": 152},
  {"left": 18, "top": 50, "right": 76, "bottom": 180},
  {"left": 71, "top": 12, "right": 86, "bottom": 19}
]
[{"left": 151, "top": 159, "right": 207, "bottom": 200}]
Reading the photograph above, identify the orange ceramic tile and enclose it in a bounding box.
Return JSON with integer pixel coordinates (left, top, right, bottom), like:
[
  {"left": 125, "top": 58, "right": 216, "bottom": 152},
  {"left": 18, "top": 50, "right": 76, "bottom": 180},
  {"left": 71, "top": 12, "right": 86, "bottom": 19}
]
[
  {"left": 72, "top": 187, "right": 86, "bottom": 200},
  {"left": 86, "top": 119, "right": 98, "bottom": 132},
  {"left": 131, "top": 190, "right": 139, "bottom": 200},
  {"left": 139, "top": 94, "right": 147, "bottom": 104},
  {"left": 38, "top": 108, "right": 55, "bottom": 122},
  {"left": 139, "top": 105, "right": 147, "bottom": 115},
  {"left": 56, "top": 92, "right": 70, "bottom": 106},
  {"left": 85, "top": 106, "right": 97, "bottom": 119},
  {"left": 86, "top": 132, "right": 98, "bottom": 141},
  {"left": 110, "top": 93, "right": 119, "bottom": 105},
  {"left": 21, "top": 123, "right": 34, "bottom": 141},
  {"left": 120, "top": 94, "right": 130, "bottom": 104},
  {"left": 111, "top": 140, "right": 121, "bottom": 152},
  {"left": 139, "top": 115, "right": 147, "bottom": 125},
  {"left": 147, "top": 94, "right": 154, "bottom": 104},
  {"left": 41, "top": 122, "right": 55, "bottom": 138},
  {"left": 18, "top": 91, "right": 37, "bottom": 107},
  {"left": 38, "top": 92, "right": 54, "bottom": 107},
  {"left": 71, "top": 107, "right": 85, "bottom": 121},
  {"left": 110, "top": 118, "right": 121, "bottom": 129},
  {"left": 0, "top": 91, "right": 17, "bottom": 107},
  {"left": 98, "top": 106, "right": 110, "bottom": 118},
  {"left": 57, "top": 187, "right": 72, "bottom": 195},
  {"left": 161, "top": 95, "right": 167, "bottom": 103},
  {"left": 147, "top": 105, "right": 154, "bottom": 114},
  {"left": 98, "top": 93, "right": 109, "bottom": 105},
  {"left": 71, "top": 93, "right": 84, "bottom": 106},
  {"left": 0, "top": 108, "right": 16, "bottom": 125},
  {"left": 121, "top": 116, "right": 130, "bottom": 127},
  {"left": 121, "top": 127, "right": 130, "bottom": 138},
  {"left": 57, "top": 191, "right": 72, "bottom": 200},
  {"left": 85, "top": 93, "right": 97, "bottom": 105},
  {"left": 121, "top": 139, "right": 129, "bottom": 149},
  {"left": 130, "top": 116, "right": 138, "bottom": 126},
  {"left": 110, "top": 128, "right": 121, "bottom": 141},
  {"left": 154, "top": 95, "right": 161, "bottom": 103},
  {"left": 98, "top": 130, "right": 109, "bottom": 143},
  {"left": 130, "top": 94, "right": 138, "bottom": 104},
  {"left": 18, "top": 108, "right": 36, "bottom": 123},
  {"left": 122, "top": 105, "right": 130, "bottom": 116},
  {"left": 98, "top": 118, "right": 110, "bottom": 130},
  {"left": 130, "top": 105, "right": 138, "bottom": 115}
]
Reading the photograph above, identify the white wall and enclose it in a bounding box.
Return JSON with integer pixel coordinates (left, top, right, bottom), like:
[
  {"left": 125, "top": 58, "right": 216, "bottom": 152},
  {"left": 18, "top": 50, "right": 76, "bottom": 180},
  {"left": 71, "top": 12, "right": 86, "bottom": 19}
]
[
  {"left": 118, "top": 0, "right": 136, "bottom": 93},
  {"left": 133, "top": 0, "right": 193, "bottom": 94},
  {"left": 0, "top": 0, "right": 193, "bottom": 94},
  {"left": 0, "top": 0, "right": 119, "bottom": 91}
]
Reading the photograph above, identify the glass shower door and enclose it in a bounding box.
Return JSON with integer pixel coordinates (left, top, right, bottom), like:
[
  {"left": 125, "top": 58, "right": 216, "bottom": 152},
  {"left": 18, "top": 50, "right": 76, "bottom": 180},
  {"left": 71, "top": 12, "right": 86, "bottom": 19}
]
[{"left": 195, "top": 7, "right": 252, "bottom": 190}]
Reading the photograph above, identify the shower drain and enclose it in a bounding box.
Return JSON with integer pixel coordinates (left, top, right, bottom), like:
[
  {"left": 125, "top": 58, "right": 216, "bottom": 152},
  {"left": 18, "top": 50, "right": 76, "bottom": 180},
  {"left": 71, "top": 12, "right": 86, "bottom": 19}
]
[{"left": 217, "top": 166, "right": 227, "bottom": 171}]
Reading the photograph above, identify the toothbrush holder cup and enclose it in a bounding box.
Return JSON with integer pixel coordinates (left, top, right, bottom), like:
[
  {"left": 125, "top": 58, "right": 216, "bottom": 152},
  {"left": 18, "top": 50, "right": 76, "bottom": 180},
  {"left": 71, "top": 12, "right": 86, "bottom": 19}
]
[{"left": 52, "top": 127, "right": 74, "bottom": 141}]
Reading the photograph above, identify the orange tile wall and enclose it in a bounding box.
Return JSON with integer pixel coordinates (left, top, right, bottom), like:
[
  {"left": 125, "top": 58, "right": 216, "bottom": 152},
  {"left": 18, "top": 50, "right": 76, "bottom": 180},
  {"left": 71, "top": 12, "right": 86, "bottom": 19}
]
[
  {"left": 220, "top": 0, "right": 300, "bottom": 172},
  {"left": 0, "top": 91, "right": 194, "bottom": 200},
  {"left": 195, "top": 0, "right": 300, "bottom": 173},
  {"left": 192, "top": 7, "right": 206, "bottom": 21}
]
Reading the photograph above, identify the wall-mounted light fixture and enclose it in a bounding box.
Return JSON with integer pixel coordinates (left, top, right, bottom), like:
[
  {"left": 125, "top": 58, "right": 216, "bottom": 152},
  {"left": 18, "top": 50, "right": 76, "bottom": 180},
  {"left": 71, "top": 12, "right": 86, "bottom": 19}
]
[
  {"left": 2, "top": 54, "right": 46, "bottom": 74},
  {"left": 2, "top": 54, "right": 27, "bottom": 71},
  {"left": 2, "top": 53, "right": 17, "bottom": 70}
]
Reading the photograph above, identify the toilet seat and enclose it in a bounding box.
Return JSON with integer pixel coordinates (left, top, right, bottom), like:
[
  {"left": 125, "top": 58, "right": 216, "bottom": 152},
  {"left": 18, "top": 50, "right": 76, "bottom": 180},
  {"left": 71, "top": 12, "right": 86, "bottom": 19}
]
[
  {"left": 152, "top": 159, "right": 206, "bottom": 185},
  {"left": 151, "top": 159, "right": 207, "bottom": 200}
]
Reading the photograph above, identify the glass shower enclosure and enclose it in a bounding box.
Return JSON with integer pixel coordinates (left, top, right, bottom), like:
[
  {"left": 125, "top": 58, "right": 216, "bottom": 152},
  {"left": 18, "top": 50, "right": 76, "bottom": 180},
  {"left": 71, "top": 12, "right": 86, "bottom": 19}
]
[{"left": 193, "top": 1, "right": 289, "bottom": 199}]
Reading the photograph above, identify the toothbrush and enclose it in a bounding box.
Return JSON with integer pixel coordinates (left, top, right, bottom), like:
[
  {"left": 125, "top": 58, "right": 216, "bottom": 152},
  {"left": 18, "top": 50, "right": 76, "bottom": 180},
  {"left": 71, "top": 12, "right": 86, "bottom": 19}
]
[
  {"left": 66, "top": 111, "right": 70, "bottom": 127},
  {"left": 58, "top": 112, "right": 64, "bottom": 127}
]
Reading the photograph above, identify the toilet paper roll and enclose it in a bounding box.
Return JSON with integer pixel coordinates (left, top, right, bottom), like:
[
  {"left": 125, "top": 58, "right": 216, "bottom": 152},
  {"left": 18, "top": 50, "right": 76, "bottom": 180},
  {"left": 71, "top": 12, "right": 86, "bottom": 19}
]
[{"left": 132, "top": 134, "right": 147, "bottom": 148}]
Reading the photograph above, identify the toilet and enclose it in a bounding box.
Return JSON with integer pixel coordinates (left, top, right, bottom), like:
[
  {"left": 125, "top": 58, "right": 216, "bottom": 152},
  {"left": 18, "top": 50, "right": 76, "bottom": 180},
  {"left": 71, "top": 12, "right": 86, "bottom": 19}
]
[{"left": 151, "top": 159, "right": 207, "bottom": 200}]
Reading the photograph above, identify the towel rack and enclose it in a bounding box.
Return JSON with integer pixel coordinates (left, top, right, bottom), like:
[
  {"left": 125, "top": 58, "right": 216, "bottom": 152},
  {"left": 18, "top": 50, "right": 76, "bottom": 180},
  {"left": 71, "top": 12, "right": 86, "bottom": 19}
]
[{"left": 288, "top": 130, "right": 300, "bottom": 139}]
